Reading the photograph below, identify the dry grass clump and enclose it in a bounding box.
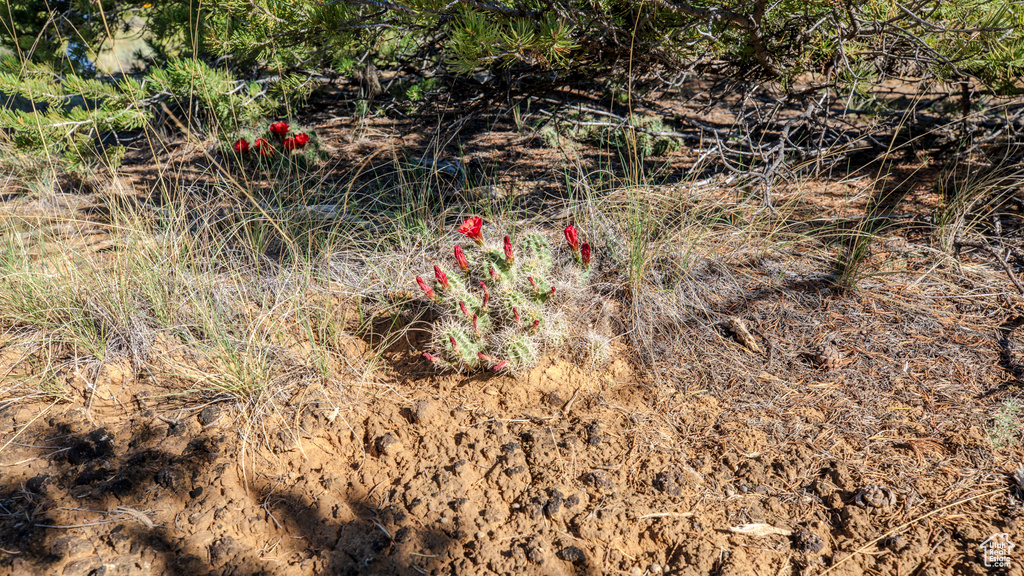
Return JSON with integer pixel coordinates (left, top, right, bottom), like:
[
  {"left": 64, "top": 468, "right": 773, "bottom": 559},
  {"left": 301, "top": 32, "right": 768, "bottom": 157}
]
[
  {"left": 2, "top": 119, "right": 1023, "bottom": 465},
  {"left": 0, "top": 164, "right": 373, "bottom": 417}
]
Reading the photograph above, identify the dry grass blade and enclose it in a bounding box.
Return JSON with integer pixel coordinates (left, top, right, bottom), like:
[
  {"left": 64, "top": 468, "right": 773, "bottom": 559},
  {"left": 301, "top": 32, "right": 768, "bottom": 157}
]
[
  {"left": 113, "top": 506, "right": 156, "bottom": 529},
  {"left": 728, "top": 524, "right": 792, "bottom": 537}
]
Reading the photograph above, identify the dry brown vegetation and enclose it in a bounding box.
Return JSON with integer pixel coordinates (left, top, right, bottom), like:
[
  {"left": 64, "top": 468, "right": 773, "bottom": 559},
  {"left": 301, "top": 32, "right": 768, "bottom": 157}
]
[{"left": 1, "top": 82, "right": 1023, "bottom": 576}]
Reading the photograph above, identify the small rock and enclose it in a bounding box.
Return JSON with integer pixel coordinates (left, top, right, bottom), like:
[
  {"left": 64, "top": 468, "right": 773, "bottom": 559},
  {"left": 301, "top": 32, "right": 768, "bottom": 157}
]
[
  {"left": 11, "top": 408, "right": 33, "bottom": 424},
  {"left": 557, "top": 545, "right": 587, "bottom": 565},
  {"left": 156, "top": 466, "right": 184, "bottom": 490},
  {"left": 67, "top": 428, "right": 114, "bottom": 465},
  {"left": 653, "top": 470, "right": 684, "bottom": 496},
  {"left": 649, "top": 564, "right": 664, "bottom": 575},
  {"left": 411, "top": 401, "right": 438, "bottom": 425},
  {"left": 545, "top": 489, "right": 564, "bottom": 517},
  {"left": 545, "top": 391, "right": 564, "bottom": 407},
  {"left": 375, "top": 433, "right": 402, "bottom": 456},
  {"left": 816, "top": 344, "right": 842, "bottom": 371},
  {"left": 794, "top": 529, "right": 824, "bottom": 553},
  {"left": 197, "top": 407, "right": 219, "bottom": 426},
  {"left": 854, "top": 485, "right": 896, "bottom": 510},
  {"left": 582, "top": 471, "right": 614, "bottom": 491},
  {"left": 209, "top": 536, "right": 242, "bottom": 568},
  {"left": 52, "top": 536, "right": 93, "bottom": 560},
  {"left": 525, "top": 539, "right": 546, "bottom": 565},
  {"left": 524, "top": 502, "right": 543, "bottom": 519},
  {"left": 62, "top": 558, "right": 101, "bottom": 576},
  {"left": 26, "top": 475, "right": 51, "bottom": 494}
]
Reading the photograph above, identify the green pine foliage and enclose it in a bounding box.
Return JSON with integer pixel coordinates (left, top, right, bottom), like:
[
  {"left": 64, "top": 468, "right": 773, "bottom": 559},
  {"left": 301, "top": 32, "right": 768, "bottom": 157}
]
[
  {"left": 2, "top": 0, "right": 1020, "bottom": 174},
  {"left": 0, "top": 54, "right": 278, "bottom": 169}
]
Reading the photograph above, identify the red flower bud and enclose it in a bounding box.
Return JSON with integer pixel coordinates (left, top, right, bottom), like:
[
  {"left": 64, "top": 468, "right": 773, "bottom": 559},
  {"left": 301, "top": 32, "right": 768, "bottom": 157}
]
[
  {"left": 493, "top": 360, "right": 509, "bottom": 371},
  {"left": 550, "top": 286, "right": 556, "bottom": 297},
  {"left": 480, "top": 282, "right": 490, "bottom": 309},
  {"left": 416, "top": 276, "right": 436, "bottom": 300},
  {"left": 423, "top": 352, "right": 441, "bottom": 364},
  {"left": 458, "top": 217, "right": 484, "bottom": 245},
  {"left": 434, "top": 265, "right": 450, "bottom": 289},
  {"left": 503, "top": 235, "right": 514, "bottom": 263},
  {"left": 564, "top": 225, "right": 580, "bottom": 253},
  {"left": 478, "top": 352, "right": 494, "bottom": 363},
  {"left": 233, "top": 138, "right": 249, "bottom": 153},
  {"left": 454, "top": 245, "right": 469, "bottom": 272},
  {"left": 530, "top": 319, "right": 540, "bottom": 332},
  {"left": 459, "top": 301, "right": 470, "bottom": 318},
  {"left": 253, "top": 138, "right": 273, "bottom": 156},
  {"left": 489, "top": 268, "right": 499, "bottom": 281},
  {"left": 472, "top": 314, "right": 479, "bottom": 333},
  {"left": 528, "top": 276, "right": 537, "bottom": 289},
  {"left": 269, "top": 121, "right": 290, "bottom": 139},
  {"left": 448, "top": 335, "right": 459, "bottom": 353},
  {"left": 513, "top": 307, "right": 520, "bottom": 323},
  {"left": 581, "top": 243, "right": 591, "bottom": 267}
]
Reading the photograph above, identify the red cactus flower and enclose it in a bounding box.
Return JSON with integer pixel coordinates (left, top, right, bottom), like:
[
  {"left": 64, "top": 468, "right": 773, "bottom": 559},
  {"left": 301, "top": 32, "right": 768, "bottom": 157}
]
[
  {"left": 448, "top": 335, "right": 459, "bottom": 353},
  {"left": 493, "top": 360, "right": 509, "bottom": 371},
  {"left": 513, "top": 307, "right": 520, "bottom": 323},
  {"left": 479, "top": 281, "right": 490, "bottom": 309},
  {"left": 253, "top": 138, "right": 273, "bottom": 156},
  {"left": 434, "top": 265, "right": 450, "bottom": 289},
  {"left": 503, "top": 236, "right": 514, "bottom": 263},
  {"left": 293, "top": 132, "right": 310, "bottom": 147},
  {"left": 454, "top": 245, "right": 469, "bottom": 272},
  {"left": 233, "top": 138, "right": 249, "bottom": 153},
  {"left": 282, "top": 137, "right": 299, "bottom": 151},
  {"left": 416, "top": 276, "right": 436, "bottom": 300},
  {"left": 581, "top": 243, "right": 591, "bottom": 267},
  {"left": 564, "top": 225, "right": 580, "bottom": 253},
  {"left": 458, "top": 217, "right": 484, "bottom": 245},
  {"left": 269, "top": 121, "right": 290, "bottom": 139},
  {"left": 423, "top": 352, "right": 441, "bottom": 364}
]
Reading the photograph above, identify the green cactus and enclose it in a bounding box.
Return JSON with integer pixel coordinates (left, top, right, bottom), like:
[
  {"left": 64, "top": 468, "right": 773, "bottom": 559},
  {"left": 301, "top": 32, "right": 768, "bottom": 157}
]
[
  {"left": 443, "top": 325, "right": 484, "bottom": 367},
  {"left": 520, "top": 233, "right": 553, "bottom": 278},
  {"left": 504, "top": 335, "right": 537, "bottom": 368},
  {"left": 418, "top": 222, "right": 593, "bottom": 373}
]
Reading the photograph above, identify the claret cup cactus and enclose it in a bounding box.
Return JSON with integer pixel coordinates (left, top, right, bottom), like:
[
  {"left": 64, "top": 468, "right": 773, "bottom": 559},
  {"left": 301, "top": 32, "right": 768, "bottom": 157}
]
[{"left": 417, "top": 219, "right": 593, "bottom": 372}]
